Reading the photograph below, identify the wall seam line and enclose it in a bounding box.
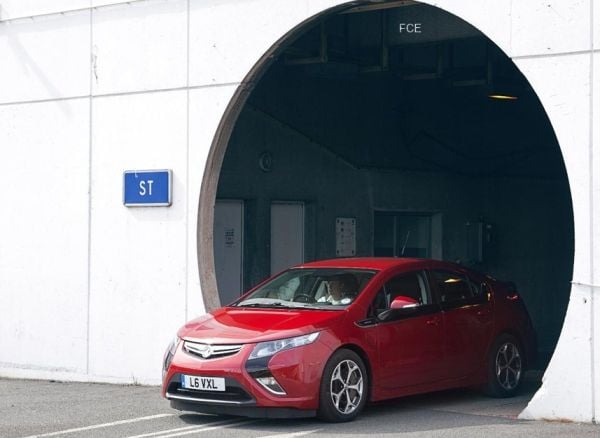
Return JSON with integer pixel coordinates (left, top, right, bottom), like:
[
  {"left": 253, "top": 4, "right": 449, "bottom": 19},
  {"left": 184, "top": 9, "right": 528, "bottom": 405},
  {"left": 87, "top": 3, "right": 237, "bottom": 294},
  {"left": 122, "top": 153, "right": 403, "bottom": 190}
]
[
  {"left": 0, "top": 83, "right": 242, "bottom": 108},
  {"left": 508, "top": 0, "right": 512, "bottom": 53},
  {"left": 0, "top": 0, "right": 148, "bottom": 23},
  {"left": 512, "top": 48, "right": 600, "bottom": 60},
  {"left": 85, "top": 1, "right": 93, "bottom": 376},
  {"left": 589, "top": 0, "right": 596, "bottom": 424},
  {"left": 185, "top": 0, "right": 190, "bottom": 322}
]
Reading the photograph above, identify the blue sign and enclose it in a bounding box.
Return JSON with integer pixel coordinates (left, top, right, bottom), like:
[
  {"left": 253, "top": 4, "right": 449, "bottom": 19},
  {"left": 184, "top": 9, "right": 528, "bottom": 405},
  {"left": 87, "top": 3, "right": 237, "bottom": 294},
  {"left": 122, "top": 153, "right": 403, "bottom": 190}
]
[{"left": 123, "top": 169, "right": 172, "bottom": 207}]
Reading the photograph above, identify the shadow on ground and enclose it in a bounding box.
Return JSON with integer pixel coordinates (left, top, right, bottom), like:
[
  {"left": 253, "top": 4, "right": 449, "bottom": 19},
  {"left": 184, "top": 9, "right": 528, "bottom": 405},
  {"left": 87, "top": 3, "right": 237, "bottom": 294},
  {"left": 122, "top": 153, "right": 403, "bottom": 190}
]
[{"left": 178, "top": 371, "right": 542, "bottom": 435}]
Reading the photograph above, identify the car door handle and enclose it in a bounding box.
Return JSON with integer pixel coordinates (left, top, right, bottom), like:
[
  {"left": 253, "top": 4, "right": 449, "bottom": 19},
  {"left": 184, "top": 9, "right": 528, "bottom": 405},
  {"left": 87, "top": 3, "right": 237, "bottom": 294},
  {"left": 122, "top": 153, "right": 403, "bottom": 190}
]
[{"left": 426, "top": 317, "right": 440, "bottom": 326}]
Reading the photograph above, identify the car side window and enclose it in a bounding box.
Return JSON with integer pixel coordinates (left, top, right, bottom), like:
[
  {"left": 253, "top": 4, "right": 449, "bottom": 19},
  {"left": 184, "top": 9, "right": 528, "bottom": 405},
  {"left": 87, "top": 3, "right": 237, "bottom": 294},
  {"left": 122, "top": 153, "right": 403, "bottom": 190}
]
[
  {"left": 368, "top": 288, "right": 388, "bottom": 317},
  {"left": 367, "top": 271, "right": 433, "bottom": 319},
  {"left": 430, "top": 270, "right": 474, "bottom": 304},
  {"left": 467, "top": 277, "right": 486, "bottom": 297},
  {"left": 384, "top": 271, "right": 430, "bottom": 306}
]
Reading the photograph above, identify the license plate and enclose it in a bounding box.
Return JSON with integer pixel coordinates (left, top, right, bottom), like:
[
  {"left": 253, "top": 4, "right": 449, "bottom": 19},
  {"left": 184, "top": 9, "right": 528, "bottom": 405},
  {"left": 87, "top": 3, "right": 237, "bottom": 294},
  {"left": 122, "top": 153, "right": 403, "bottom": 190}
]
[{"left": 180, "top": 374, "right": 226, "bottom": 392}]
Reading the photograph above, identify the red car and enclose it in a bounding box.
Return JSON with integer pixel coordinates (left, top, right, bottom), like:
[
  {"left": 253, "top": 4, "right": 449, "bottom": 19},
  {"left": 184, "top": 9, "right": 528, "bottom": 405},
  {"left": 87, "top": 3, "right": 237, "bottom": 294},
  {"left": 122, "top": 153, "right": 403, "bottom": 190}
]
[{"left": 162, "top": 258, "right": 535, "bottom": 422}]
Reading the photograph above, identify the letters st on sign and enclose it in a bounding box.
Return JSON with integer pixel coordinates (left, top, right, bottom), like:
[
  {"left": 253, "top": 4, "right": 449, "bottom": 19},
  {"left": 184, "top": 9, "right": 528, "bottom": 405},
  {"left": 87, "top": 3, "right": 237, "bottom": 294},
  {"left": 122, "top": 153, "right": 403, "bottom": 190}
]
[{"left": 123, "top": 169, "right": 172, "bottom": 207}]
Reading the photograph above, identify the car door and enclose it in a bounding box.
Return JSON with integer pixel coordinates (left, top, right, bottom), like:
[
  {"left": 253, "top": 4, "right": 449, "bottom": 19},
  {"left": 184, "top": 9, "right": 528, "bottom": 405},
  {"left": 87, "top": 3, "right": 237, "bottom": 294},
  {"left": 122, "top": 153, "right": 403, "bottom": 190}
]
[
  {"left": 428, "top": 269, "right": 494, "bottom": 380},
  {"left": 373, "top": 270, "right": 445, "bottom": 389}
]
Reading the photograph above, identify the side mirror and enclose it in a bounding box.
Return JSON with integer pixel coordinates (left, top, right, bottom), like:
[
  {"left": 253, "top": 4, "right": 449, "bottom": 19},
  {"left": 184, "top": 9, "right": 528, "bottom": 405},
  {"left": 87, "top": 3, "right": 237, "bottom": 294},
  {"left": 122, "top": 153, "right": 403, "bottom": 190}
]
[
  {"left": 390, "top": 295, "right": 420, "bottom": 310},
  {"left": 378, "top": 296, "right": 420, "bottom": 322}
]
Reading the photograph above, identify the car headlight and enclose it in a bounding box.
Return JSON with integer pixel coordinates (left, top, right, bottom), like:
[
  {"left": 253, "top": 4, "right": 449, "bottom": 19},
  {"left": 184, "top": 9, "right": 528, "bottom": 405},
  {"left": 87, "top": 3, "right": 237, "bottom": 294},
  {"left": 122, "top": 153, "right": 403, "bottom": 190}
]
[
  {"left": 248, "top": 332, "right": 320, "bottom": 360},
  {"left": 162, "top": 335, "right": 180, "bottom": 375}
]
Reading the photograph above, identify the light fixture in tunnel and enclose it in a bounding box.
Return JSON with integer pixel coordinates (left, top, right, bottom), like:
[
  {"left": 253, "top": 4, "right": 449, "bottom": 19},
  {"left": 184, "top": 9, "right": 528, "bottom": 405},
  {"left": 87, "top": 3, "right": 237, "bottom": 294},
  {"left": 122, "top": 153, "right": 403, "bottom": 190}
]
[
  {"left": 487, "top": 75, "right": 520, "bottom": 101},
  {"left": 487, "top": 77, "right": 519, "bottom": 100},
  {"left": 488, "top": 93, "right": 518, "bottom": 101},
  {"left": 486, "top": 56, "right": 520, "bottom": 101}
]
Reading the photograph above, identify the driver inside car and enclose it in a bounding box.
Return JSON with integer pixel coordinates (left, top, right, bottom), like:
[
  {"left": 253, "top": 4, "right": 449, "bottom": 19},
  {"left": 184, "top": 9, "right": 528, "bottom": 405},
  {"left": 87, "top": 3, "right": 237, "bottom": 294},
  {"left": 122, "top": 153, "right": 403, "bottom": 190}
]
[{"left": 318, "top": 274, "right": 358, "bottom": 305}]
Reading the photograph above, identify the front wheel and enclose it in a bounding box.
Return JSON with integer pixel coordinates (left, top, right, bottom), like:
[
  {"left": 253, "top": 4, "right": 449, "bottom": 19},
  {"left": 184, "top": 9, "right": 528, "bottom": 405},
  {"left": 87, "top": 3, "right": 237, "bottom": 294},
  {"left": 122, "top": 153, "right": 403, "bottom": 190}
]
[
  {"left": 484, "top": 334, "right": 524, "bottom": 397},
  {"left": 317, "top": 349, "right": 368, "bottom": 422}
]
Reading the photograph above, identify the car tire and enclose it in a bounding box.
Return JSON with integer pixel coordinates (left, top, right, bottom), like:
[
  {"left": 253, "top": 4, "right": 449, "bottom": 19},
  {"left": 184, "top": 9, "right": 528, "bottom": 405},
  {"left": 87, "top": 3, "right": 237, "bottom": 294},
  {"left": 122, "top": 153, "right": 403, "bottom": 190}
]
[
  {"left": 317, "top": 349, "right": 368, "bottom": 422},
  {"left": 484, "top": 333, "right": 524, "bottom": 398}
]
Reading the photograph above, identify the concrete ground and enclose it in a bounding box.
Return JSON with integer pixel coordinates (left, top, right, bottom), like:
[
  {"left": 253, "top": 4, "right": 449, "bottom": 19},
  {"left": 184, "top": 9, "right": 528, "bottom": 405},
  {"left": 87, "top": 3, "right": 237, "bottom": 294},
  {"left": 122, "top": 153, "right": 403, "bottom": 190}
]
[{"left": 1, "top": 373, "right": 598, "bottom": 438}]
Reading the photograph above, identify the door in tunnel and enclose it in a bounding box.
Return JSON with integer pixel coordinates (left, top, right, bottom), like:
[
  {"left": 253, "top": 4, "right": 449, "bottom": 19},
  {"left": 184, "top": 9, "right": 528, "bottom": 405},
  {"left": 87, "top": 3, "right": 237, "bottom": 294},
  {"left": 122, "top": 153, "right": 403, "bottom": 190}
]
[
  {"left": 214, "top": 200, "right": 244, "bottom": 304},
  {"left": 374, "top": 212, "right": 435, "bottom": 258},
  {"left": 271, "top": 202, "right": 304, "bottom": 275}
]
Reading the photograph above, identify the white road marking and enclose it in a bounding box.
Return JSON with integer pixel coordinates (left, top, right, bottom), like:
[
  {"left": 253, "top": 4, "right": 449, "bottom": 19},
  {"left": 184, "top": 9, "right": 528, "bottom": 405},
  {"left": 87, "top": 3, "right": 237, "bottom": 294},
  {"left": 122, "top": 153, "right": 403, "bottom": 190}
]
[
  {"left": 21, "top": 414, "right": 175, "bottom": 438},
  {"left": 124, "top": 418, "right": 250, "bottom": 438},
  {"left": 123, "top": 424, "right": 210, "bottom": 438},
  {"left": 258, "top": 430, "right": 320, "bottom": 438},
  {"left": 145, "top": 419, "right": 257, "bottom": 438}
]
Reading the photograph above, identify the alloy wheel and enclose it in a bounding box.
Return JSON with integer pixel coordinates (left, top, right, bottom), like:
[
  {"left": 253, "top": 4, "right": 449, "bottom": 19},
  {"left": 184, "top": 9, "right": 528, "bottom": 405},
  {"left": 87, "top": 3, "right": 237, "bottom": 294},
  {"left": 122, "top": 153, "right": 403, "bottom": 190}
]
[
  {"left": 329, "top": 359, "right": 364, "bottom": 414},
  {"left": 495, "top": 341, "right": 522, "bottom": 391}
]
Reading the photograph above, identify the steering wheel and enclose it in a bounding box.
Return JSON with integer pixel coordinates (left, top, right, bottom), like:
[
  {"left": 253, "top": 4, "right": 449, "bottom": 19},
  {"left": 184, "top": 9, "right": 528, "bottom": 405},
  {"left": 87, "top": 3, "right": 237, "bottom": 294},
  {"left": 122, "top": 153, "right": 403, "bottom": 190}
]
[{"left": 293, "top": 294, "right": 315, "bottom": 303}]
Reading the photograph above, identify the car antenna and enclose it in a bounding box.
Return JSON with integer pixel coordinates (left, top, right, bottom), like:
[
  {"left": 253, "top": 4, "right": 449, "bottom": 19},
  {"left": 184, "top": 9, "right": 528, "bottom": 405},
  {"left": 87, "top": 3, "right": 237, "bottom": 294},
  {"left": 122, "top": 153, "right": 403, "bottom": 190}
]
[{"left": 400, "top": 230, "right": 411, "bottom": 256}]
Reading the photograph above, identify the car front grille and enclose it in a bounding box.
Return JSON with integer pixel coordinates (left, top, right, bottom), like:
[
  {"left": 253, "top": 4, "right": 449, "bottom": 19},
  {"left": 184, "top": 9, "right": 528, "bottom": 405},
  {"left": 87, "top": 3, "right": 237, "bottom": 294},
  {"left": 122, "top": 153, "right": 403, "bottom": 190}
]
[{"left": 183, "top": 341, "right": 243, "bottom": 360}]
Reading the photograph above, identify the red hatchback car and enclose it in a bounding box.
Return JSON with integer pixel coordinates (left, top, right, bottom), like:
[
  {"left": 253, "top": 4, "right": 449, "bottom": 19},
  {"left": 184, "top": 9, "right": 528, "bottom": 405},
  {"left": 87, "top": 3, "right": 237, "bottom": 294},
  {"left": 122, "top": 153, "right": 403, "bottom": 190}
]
[{"left": 162, "top": 258, "right": 535, "bottom": 422}]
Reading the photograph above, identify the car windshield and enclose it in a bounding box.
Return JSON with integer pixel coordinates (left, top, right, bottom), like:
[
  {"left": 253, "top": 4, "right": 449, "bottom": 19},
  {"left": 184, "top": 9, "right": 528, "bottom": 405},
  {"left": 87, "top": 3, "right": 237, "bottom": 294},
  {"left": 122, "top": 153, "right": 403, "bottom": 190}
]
[{"left": 234, "top": 268, "right": 377, "bottom": 310}]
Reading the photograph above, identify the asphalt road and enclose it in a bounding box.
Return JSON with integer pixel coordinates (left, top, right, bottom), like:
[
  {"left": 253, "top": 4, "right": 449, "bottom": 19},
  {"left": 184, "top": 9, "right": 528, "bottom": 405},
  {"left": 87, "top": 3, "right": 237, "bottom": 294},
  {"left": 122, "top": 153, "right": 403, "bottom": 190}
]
[{"left": 1, "top": 374, "right": 598, "bottom": 438}]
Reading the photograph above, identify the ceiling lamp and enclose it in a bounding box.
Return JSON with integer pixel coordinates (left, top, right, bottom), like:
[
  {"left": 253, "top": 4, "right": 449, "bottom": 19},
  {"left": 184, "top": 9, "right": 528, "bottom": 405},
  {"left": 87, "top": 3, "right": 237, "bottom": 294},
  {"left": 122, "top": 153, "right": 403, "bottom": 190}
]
[{"left": 488, "top": 93, "right": 518, "bottom": 100}]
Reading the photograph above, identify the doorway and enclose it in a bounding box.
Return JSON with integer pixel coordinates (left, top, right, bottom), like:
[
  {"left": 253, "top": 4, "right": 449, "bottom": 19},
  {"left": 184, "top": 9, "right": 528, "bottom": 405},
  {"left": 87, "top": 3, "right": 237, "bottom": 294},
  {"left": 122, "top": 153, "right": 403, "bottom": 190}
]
[
  {"left": 374, "top": 212, "right": 443, "bottom": 259},
  {"left": 270, "top": 202, "right": 305, "bottom": 275},
  {"left": 213, "top": 200, "right": 244, "bottom": 304}
]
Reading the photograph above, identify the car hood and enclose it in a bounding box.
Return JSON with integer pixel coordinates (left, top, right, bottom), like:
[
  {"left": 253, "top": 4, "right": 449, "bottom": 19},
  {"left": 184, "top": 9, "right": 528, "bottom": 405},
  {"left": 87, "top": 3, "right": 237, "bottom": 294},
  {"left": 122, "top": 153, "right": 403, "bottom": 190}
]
[{"left": 178, "top": 307, "right": 346, "bottom": 344}]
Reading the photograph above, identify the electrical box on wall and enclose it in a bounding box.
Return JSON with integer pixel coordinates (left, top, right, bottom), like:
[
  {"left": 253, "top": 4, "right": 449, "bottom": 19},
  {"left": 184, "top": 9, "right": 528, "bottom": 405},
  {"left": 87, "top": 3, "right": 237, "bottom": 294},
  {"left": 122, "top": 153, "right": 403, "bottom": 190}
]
[{"left": 336, "top": 217, "right": 356, "bottom": 257}]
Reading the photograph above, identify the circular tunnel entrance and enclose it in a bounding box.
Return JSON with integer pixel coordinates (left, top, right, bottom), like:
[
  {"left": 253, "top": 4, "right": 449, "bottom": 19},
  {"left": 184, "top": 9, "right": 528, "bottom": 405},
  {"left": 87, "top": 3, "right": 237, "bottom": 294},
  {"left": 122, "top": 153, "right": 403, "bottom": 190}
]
[{"left": 206, "top": 1, "right": 573, "bottom": 374}]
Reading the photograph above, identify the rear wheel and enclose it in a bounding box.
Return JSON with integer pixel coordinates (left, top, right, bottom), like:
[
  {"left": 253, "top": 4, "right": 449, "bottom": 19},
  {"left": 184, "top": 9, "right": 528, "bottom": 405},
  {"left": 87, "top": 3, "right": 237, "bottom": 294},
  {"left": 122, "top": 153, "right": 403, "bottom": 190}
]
[
  {"left": 317, "top": 349, "right": 368, "bottom": 422},
  {"left": 484, "top": 334, "right": 524, "bottom": 397}
]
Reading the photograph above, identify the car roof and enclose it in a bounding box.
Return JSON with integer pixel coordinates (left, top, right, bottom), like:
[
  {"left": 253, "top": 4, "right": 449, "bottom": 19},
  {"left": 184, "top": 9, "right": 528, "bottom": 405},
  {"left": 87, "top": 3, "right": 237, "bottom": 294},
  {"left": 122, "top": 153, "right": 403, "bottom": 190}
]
[
  {"left": 294, "top": 258, "right": 488, "bottom": 279},
  {"left": 296, "top": 257, "right": 432, "bottom": 271}
]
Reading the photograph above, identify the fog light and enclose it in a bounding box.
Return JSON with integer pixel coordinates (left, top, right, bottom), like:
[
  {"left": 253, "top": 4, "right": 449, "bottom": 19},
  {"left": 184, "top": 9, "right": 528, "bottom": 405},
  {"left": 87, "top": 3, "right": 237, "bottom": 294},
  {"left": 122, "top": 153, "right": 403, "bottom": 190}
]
[{"left": 256, "top": 374, "right": 286, "bottom": 395}]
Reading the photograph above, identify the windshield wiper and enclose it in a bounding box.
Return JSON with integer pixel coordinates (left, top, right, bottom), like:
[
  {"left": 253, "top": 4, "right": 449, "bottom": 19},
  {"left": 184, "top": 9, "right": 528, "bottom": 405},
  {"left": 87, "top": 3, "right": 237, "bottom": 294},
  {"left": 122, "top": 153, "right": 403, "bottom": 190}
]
[{"left": 237, "top": 301, "right": 287, "bottom": 308}]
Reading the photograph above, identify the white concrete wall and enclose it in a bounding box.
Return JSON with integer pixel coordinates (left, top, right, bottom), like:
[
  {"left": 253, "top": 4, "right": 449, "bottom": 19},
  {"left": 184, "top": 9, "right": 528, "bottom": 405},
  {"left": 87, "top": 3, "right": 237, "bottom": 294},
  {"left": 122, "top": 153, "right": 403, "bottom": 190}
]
[
  {"left": 516, "top": 53, "right": 595, "bottom": 422},
  {"left": 0, "top": 8, "right": 92, "bottom": 379},
  {"left": 0, "top": 99, "right": 90, "bottom": 376},
  {"left": 0, "top": 0, "right": 598, "bottom": 421},
  {"left": 0, "top": 0, "right": 237, "bottom": 385}
]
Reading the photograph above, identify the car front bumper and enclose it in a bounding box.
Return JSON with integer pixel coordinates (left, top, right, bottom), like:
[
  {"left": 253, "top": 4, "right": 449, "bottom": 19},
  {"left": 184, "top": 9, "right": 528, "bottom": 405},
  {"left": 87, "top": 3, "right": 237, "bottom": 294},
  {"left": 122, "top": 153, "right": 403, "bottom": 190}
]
[{"left": 162, "top": 334, "right": 335, "bottom": 418}]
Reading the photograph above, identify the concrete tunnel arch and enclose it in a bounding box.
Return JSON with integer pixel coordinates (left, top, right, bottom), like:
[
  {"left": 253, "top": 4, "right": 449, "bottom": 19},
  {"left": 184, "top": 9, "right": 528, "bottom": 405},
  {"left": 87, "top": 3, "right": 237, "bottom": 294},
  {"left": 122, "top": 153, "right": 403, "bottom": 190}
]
[{"left": 195, "top": 0, "right": 591, "bottom": 422}]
